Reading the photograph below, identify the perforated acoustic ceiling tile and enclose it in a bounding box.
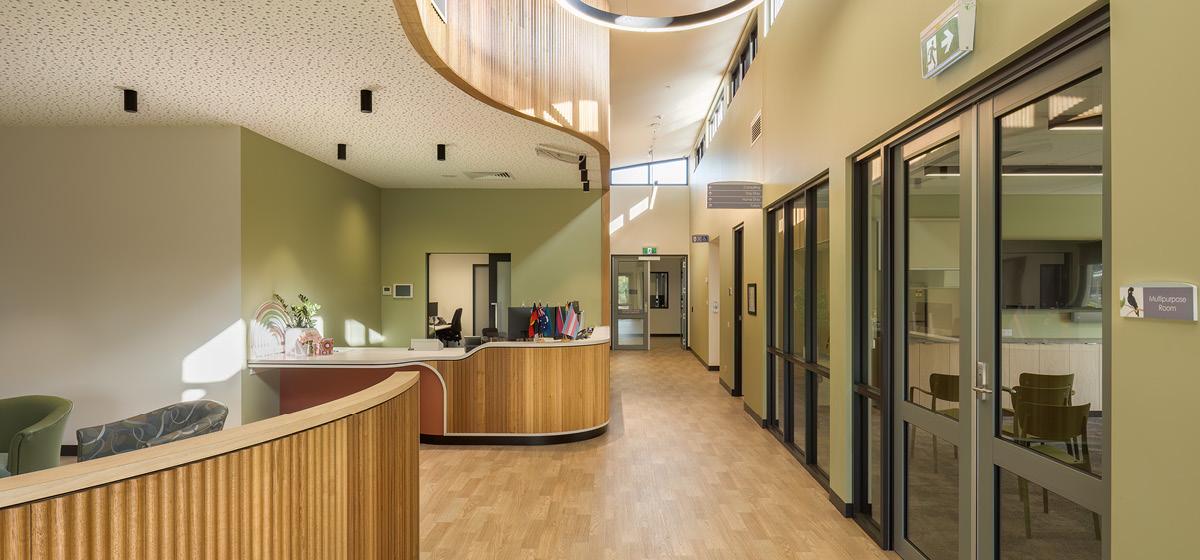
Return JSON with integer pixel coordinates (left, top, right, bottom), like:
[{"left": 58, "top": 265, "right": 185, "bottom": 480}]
[{"left": 0, "top": 0, "right": 596, "bottom": 189}]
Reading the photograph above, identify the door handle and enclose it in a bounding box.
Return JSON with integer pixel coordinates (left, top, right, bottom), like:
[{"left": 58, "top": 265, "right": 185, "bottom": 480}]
[{"left": 973, "top": 361, "right": 992, "bottom": 400}]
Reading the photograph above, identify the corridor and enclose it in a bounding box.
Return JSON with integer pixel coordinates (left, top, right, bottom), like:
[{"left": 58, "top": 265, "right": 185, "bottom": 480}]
[{"left": 418, "top": 338, "right": 892, "bottom": 559}]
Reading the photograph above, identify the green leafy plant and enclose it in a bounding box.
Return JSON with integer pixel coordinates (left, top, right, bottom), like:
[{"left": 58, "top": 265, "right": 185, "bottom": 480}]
[{"left": 273, "top": 293, "right": 321, "bottom": 329}]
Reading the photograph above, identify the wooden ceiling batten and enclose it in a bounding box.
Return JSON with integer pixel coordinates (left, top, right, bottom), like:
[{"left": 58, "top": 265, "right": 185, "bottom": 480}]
[{"left": 394, "top": 0, "right": 612, "bottom": 190}]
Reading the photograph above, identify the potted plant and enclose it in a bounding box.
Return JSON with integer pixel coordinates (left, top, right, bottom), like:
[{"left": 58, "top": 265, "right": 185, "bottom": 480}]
[{"left": 274, "top": 293, "right": 322, "bottom": 356}]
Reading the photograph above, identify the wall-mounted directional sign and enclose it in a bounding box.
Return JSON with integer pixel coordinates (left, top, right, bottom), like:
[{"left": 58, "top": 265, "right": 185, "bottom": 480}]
[
  {"left": 707, "top": 181, "right": 763, "bottom": 209},
  {"left": 921, "top": 0, "right": 976, "bottom": 79},
  {"left": 691, "top": 234, "right": 710, "bottom": 243}
]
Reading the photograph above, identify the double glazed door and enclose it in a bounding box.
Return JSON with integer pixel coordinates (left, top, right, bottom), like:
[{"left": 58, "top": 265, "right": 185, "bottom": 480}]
[
  {"left": 893, "top": 37, "right": 1108, "bottom": 559},
  {"left": 612, "top": 256, "right": 650, "bottom": 350}
]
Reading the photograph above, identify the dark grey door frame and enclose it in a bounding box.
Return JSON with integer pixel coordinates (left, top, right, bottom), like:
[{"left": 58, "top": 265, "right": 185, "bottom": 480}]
[{"left": 732, "top": 224, "right": 744, "bottom": 397}]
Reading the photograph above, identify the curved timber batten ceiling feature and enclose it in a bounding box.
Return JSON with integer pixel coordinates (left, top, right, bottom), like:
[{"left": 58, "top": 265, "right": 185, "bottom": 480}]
[{"left": 394, "top": 0, "right": 612, "bottom": 188}]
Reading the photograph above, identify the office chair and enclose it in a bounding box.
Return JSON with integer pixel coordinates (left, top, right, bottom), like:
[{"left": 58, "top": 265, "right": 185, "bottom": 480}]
[{"left": 437, "top": 308, "right": 463, "bottom": 346}]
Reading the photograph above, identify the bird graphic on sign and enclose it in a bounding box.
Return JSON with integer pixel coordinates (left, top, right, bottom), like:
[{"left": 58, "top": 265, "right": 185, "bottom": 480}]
[{"left": 1121, "top": 286, "right": 1142, "bottom": 317}]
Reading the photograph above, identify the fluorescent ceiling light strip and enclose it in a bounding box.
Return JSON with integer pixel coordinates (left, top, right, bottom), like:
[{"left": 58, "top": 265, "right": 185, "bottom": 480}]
[
  {"left": 924, "top": 172, "right": 1103, "bottom": 177},
  {"left": 1003, "top": 172, "right": 1103, "bottom": 177},
  {"left": 554, "top": 0, "right": 763, "bottom": 33}
]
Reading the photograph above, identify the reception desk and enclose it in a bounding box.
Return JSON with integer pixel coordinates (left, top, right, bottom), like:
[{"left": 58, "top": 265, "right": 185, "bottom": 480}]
[
  {"left": 0, "top": 371, "right": 420, "bottom": 559},
  {"left": 249, "top": 327, "right": 611, "bottom": 445}
]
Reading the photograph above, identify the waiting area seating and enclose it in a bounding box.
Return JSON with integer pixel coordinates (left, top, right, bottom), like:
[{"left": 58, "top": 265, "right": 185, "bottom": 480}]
[
  {"left": 0, "top": 395, "right": 72, "bottom": 478},
  {"left": 76, "top": 400, "right": 228, "bottom": 462}
]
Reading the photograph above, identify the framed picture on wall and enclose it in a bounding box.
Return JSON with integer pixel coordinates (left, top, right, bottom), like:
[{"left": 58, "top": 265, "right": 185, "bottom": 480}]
[{"left": 747, "top": 283, "right": 757, "bottom": 315}]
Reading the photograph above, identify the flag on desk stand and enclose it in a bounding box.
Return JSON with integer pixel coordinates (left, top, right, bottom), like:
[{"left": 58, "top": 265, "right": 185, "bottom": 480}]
[
  {"left": 555, "top": 306, "right": 564, "bottom": 338},
  {"left": 527, "top": 304, "right": 539, "bottom": 338},
  {"left": 537, "top": 305, "right": 551, "bottom": 337},
  {"left": 562, "top": 304, "right": 580, "bottom": 340}
]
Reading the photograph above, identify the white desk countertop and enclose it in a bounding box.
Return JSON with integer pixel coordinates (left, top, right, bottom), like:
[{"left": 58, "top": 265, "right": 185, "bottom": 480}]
[{"left": 249, "top": 326, "right": 609, "bottom": 370}]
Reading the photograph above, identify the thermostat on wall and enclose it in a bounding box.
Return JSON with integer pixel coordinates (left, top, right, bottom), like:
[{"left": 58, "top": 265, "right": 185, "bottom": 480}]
[
  {"left": 382, "top": 285, "right": 392, "bottom": 296},
  {"left": 393, "top": 283, "right": 414, "bottom": 299}
]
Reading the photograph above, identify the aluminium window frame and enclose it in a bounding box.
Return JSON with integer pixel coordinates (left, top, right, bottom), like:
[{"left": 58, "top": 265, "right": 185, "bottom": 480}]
[
  {"left": 765, "top": 171, "right": 833, "bottom": 487},
  {"left": 609, "top": 157, "right": 690, "bottom": 187}
]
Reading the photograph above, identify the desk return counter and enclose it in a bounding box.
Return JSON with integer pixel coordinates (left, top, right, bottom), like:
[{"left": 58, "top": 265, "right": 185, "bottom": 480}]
[{"left": 250, "top": 327, "right": 611, "bottom": 445}]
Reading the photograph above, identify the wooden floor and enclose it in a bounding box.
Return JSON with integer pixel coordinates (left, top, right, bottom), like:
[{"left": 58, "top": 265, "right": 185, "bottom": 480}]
[{"left": 418, "top": 337, "right": 895, "bottom": 559}]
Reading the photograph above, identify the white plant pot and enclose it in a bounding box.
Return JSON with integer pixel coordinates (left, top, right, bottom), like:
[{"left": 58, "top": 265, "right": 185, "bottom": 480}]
[{"left": 285, "top": 327, "right": 321, "bottom": 356}]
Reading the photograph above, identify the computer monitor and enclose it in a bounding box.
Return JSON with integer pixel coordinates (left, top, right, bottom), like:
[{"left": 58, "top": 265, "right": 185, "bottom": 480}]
[{"left": 427, "top": 301, "right": 439, "bottom": 318}]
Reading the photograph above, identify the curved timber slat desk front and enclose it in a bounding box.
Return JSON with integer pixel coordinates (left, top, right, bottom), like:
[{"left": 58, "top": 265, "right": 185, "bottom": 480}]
[
  {"left": 0, "top": 372, "right": 420, "bottom": 560},
  {"left": 250, "top": 327, "right": 611, "bottom": 445}
]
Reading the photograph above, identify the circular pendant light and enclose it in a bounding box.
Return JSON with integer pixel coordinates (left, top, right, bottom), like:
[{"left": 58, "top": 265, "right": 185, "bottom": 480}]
[{"left": 554, "top": 0, "right": 762, "bottom": 33}]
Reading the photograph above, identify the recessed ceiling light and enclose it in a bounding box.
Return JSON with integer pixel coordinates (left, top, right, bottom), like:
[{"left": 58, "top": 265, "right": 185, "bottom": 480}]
[
  {"left": 360, "top": 89, "right": 373, "bottom": 113},
  {"left": 123, "top": 89, "right": 138, "bottom": 113}
]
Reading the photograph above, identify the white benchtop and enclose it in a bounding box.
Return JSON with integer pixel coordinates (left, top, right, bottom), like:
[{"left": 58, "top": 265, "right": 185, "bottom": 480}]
[{"left": 249, "top": 326, "right": 609, "bottom": 370}]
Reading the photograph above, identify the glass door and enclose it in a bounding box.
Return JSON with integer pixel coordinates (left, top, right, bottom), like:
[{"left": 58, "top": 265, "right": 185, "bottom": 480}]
[
  {"left": 893, "top": 117, "right": 972, "bottom": 560},
  {"left": 891, "top": 35, "right": 1108, "bottom": 560},
  {"left": 976, "top": 37, "right": 1108, "bottom": 559},
  {"left": 613, "top": 256, "right": 651, "bottom": 350}
]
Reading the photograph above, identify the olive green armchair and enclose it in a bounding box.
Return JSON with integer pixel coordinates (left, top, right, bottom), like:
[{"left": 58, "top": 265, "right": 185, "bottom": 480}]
[{"left": 0, "top": 395, "right": 73, "bottom": 478}]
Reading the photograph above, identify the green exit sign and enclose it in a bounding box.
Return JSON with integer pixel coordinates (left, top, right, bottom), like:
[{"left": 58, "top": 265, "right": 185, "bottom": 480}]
[
  {"left": 642, "top": 246, "right": 658, "bottom": 255},
  {"left": 921, "top": 0, "right": 975, "bottom": 79}
]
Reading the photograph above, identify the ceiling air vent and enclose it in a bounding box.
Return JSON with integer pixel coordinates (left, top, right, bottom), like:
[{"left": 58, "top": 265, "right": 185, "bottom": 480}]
[
  {"left": 750, "top": 112, "right": 763, "bottom": 145},
  {"left": 464, "top": 171, "right": 514, "bottom": 181}
]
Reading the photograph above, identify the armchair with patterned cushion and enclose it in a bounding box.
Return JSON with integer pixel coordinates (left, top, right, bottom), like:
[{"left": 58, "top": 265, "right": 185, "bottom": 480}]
[
  {"left": 76, "top": 400, "right": 228, "bottom": 462},
  {"left": 0, "top": 395, "right": 73, "bottom": 478}
]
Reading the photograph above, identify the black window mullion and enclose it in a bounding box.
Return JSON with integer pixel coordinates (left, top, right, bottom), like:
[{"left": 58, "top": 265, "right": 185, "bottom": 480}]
[
  {"left": 784, "top": 195, "right": 795, "bottom": 445},
  {"left": 805, "top": 190, "right": 820, "bottom": 464}
]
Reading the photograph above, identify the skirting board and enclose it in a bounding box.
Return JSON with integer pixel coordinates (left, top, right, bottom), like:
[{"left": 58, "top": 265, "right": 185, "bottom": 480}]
[
  {"left": 743, "top": 403, "right": 767, "bottom": 428},
  {"left": 718, "top": 376, "right": 733, "bottom": 394},
  {"left": 688, "top": 347, "right": 719, "bottom": 371},
  {"left": 420, "top": 424, "right": 607, "bottom": 446},
  {"left": 828, "top": 489, "right": 853, "bottom": 517}
]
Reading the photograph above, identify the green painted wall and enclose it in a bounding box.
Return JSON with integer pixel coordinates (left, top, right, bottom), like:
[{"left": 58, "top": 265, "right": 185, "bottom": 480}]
[
  {"left": 689, "top": 0, "right": 1100, "bottom": 502},
  {"left": 380, "top": 188, "right": 602, "bottom": 345},
  {"left": 240, "top": 128, "right": 382, "bottom": 420},
  {"left": 1110, "top": 1, "right": 1200, "bottom": 556}
]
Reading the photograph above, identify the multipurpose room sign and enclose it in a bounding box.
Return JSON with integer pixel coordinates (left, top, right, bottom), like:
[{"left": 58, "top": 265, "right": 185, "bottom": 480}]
[
  {"left": 1119, "top": 284, "right": 1198, "bottom": 322},
  {"left": 921, "top": 0, "right": 976, "bottom": 79}
]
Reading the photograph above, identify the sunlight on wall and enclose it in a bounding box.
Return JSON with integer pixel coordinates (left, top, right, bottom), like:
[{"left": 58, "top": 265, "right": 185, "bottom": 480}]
[
  {"left": 609, "top": 214, "right": 625, "bottom": 235},
  {"left": 181, "top": 389, "right": 208, "bottom": 402},
  {"left": 580, "top": 100, "right": 599, "bottom": 133},
  {"left": 313, "top": 315, "right": 325, "bottom": 336},
  {"left": 181, "top": 320, "right": 246, "bottom": 384},
  {"left": 629, "top": 196, "right": 650, "bottom": 221},
  {"left": 345, "top": 319, "right": 367, "bottom": 346},
  {"left": 552, "top": 101, "right": 574, "bottom": 126},
  {"left": 345, "top": 319, "right": 384, "bottom": 346}
]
